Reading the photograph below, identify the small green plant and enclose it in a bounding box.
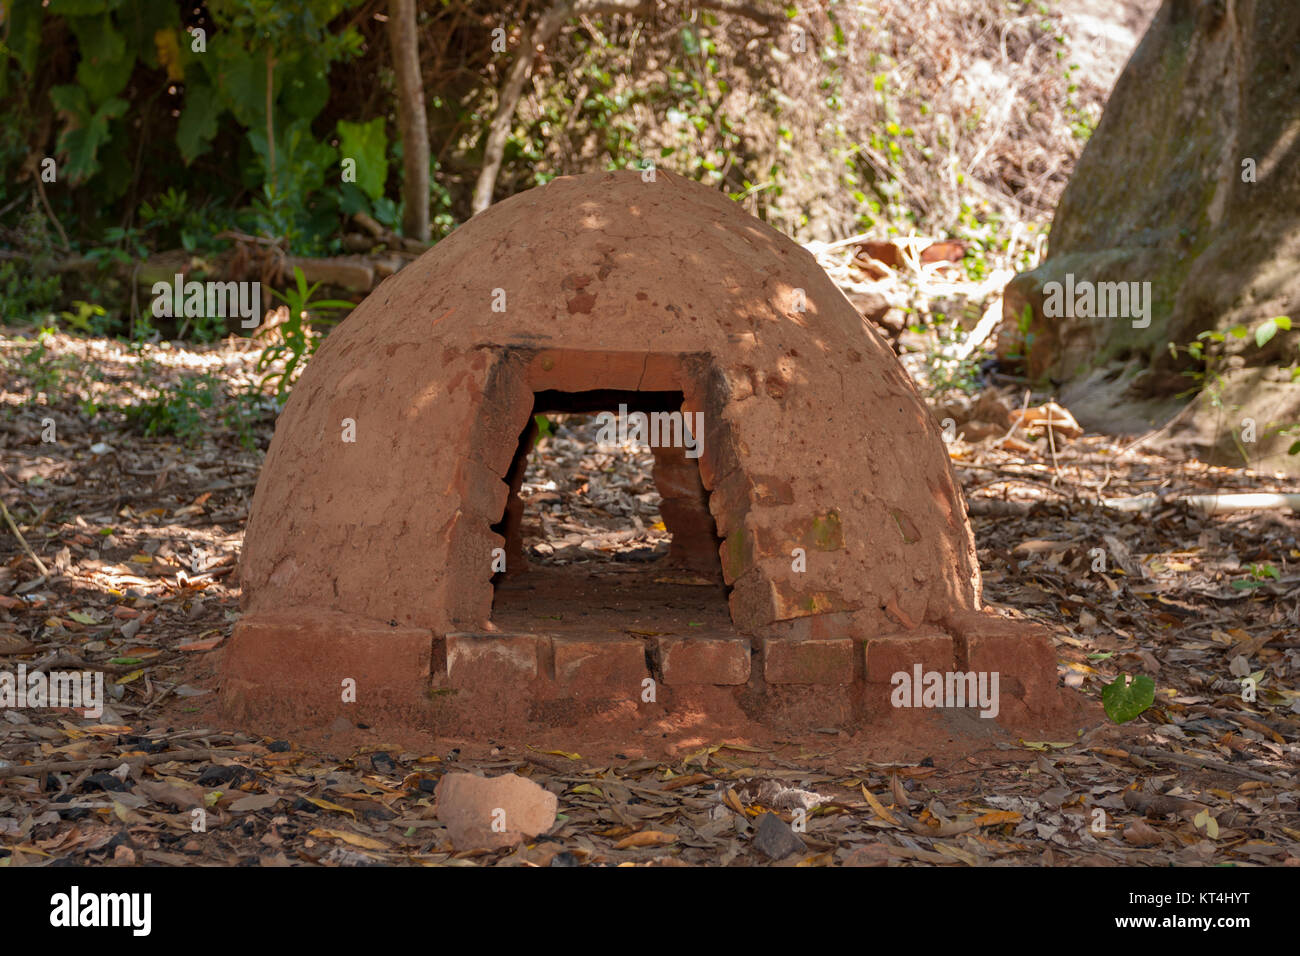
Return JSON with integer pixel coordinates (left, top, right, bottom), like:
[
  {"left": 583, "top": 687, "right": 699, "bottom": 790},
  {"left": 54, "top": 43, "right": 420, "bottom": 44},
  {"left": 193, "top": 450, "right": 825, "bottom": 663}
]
[
  {"left": 138, "top": 188, "right": 230, "bottom": 254},
  {"left": 911, "top": 309, "right": 983, "bottom": 395},
  {"left": 59, "top": 300, "right": 109, "bottom": 335},
  {"left": 1231, "top": 562, "right": 1280, "bottom": 591},
  {"left": 123, "top": 372, "right": 221, "bottom": 444},
  {"left": 221, "top": 385, "right": 265, "bottom": 450},
  {"left": 999, "top": 302, "right": 1037, "bottom": 371},
  {"left": 121, "top": 369, "right": 259, "bottom": 447},
  {"left": 18, "top": 325, "right": 66, "bottom": 403},
  {"left": 1169, "top": 315, "right": 1298, "bottom": 460},
  {"left": 1101, "top": 673, "right": 1155, "bottom": 724},
  {"left": 257, "top": 266, "right": 354, "bottom": 399}
]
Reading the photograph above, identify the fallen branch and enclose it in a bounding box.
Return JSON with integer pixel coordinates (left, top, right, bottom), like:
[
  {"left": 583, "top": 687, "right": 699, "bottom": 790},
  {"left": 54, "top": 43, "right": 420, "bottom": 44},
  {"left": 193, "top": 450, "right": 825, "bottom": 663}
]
[
  {"left": 1126, "top": 745, "right": 1293, "bottom": 787},
  {"left": 1115, "top": 401, "right": 1195, "bottom": 460},
  {"left": 891, "top": 807, "right": 979, "bottom": 838},
  {"left": 1102, "top": 493, "right": 1300, "bottom": 515},
  {"left": 0, "top": 496, "right": 49, "bottom": 576},
  {"left": 1123, "top": 790, "right": 1249, "bottom": 828}
]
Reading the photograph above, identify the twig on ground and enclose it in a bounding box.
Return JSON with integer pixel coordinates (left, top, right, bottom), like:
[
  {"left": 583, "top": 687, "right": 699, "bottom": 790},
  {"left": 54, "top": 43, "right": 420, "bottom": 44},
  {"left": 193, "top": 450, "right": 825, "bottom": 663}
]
[
  {"left": 1126, "top": 745, "right": 1294, "bottom": 787},
  {"left": 0, "top": 495, "right": 49, "bottom": 576}
]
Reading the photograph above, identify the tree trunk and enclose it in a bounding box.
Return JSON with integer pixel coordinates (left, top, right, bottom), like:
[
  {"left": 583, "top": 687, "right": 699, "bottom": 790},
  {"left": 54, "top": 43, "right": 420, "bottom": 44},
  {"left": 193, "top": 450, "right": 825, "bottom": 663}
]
[
  {"left": 472, "top": 1, "right": 576, "bottom": 216},
  {"left": 387, "top": 0, "right": 429, "bottom": 242}
]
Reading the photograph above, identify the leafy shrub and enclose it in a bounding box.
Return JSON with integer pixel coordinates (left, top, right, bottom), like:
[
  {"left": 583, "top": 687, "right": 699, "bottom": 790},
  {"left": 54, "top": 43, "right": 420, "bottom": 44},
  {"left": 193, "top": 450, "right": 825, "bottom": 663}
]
[
  {"left": 122, "top": 369, "right": 259, "bottom": 447},
  {"left": 0, "top": 261, "right": 62, "bottom": 325}
]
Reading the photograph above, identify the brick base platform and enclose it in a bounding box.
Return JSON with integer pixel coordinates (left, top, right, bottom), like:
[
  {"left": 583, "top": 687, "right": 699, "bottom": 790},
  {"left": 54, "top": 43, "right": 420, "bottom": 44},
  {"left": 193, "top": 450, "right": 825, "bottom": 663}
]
[{"left": 220, "top": 567, "right": 1067, "bottom": 735}]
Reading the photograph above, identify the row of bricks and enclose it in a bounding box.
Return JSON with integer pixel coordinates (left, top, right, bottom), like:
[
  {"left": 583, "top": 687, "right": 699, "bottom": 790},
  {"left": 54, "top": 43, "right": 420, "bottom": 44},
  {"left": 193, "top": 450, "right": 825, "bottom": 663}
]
[{"left": 444, "top": 629, "right": 1022, "bottom": 688}]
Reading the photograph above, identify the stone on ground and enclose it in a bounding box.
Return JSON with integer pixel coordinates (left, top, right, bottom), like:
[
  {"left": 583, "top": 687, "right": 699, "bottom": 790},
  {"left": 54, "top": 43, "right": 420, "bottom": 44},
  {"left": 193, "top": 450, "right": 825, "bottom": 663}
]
[{"left": 435, "top": 772, "right": 558, "bottom": 849}]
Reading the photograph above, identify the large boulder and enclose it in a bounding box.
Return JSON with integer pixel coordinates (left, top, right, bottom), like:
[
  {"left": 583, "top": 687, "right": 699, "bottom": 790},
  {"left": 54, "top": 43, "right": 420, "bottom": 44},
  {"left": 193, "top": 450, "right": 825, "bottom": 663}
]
[{"left": 999, "top": 0, "right": 1300, "bottom": 473}]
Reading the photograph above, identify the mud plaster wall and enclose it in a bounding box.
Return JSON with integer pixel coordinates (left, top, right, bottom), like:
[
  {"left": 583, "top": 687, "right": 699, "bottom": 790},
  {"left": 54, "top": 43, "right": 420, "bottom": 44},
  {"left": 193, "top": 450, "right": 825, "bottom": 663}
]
[{"left": 239, "top": 170, "right": 982, "bottom": 638}]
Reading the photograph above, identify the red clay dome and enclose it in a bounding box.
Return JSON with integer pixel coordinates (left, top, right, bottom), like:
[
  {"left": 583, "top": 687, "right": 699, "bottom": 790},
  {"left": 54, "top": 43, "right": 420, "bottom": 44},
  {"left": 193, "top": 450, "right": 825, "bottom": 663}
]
[{"left": 223, "top": 169, "right": 1067, "bottom": 735}]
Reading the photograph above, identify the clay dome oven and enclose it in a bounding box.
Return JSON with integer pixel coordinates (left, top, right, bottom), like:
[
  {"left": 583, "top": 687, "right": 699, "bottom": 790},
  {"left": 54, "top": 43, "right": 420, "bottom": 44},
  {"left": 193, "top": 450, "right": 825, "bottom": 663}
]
[{"left": 222, "top": 170, "right": 1063, "bottom": 734}]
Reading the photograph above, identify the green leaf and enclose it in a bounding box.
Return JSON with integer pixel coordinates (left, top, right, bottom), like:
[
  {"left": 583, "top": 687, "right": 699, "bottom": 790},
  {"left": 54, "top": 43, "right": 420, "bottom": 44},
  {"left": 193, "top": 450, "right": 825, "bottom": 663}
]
[
  {"left": 279, "top": 49, "right": 330, "bottom": 121},
  {"left": 1101, "top": 673, "right": 1155, "bottom": 724},
  {"left": 1255, "top": 318, "right": 1279, "bottom": 348},
  {"left": 1275, "top": 316, "right": 1293, "bottom": 331},
  {"left": 126, "top": 0, "right": 182, "bottom": 71},
  {"left": 8, "top": 0, "right": 45, "bottom": 74},
  {"left": 176, "top": 82, "right": 221, "bottom": 163},
  {"left": 338, "top": 182, "right": 370, "bottom": 217},
  {"left": 336, "top": 118, "right": 388, "bottom": 201},
  {"left": 69, "top": 13, "right": 133, "bottom": 104},
  {"left": 371, "top": 195, "right": 399, "bottom": 229},
  {"left": 50, "top": 88, "right": 127, "bottom": 185},
  {"left": 214, "top": 45, "right": 267, "bottom": 128}
]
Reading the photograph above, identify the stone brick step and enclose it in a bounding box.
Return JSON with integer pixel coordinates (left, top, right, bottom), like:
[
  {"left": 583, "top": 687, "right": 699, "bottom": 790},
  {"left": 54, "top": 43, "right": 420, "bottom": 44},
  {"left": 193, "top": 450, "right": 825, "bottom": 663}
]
[{"left": 444, "top": 630, "right": 753, "bottom": 689}]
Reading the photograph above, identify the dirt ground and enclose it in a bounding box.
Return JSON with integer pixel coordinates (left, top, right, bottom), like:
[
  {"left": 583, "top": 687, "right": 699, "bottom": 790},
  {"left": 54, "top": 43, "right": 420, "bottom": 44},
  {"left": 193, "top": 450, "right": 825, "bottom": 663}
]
[{"left": 1, "top": 330, "right": 1298, "bottom": 867}]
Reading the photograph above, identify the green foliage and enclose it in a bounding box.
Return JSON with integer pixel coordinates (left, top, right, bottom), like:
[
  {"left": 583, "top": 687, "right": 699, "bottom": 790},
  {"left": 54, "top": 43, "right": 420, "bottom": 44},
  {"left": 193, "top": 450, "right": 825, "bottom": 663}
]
[
  {"left": 1101, "top": 673, "right": 1155, "bottom": 724},
  {"left": 257, "top": 266, "right": 353, "bottom": 398},
  {"left": 122, "top": 368, "right": 258, "bottom": 447},
  {"left": 911, "top": 309, "right": 983, "bottom": 395},
  {"left": 337, "top": 118, "right": 388, "bottom": 201},
  {"left": 1231, "top": 562, "right": 1280, "bottom": 591},
  {"left": 47, "top": 86, "right": 128, "bottom": 186},
  {"left": 1253, "top": 315, "right": 1292, "bottom": 349},
  {"left": 1014, "top": 302, "right": 1036, "bottom": 367},
  {"left": 242, "top": 116, "right": 340, "bottom": 252},
  {"left": 10, "top": 324, "right": 105, "bottom": 416},
  {"left": 84, "top": 223, "right": 150, "bottom": 269},
  {"left": 1169, "top": 316, "right": 1299, "bottom": 458},
  {"left": 0, "top": 262, "right": 63, "bottom": 324},
  {"left": 124, "top": 371, "right": 220, "bottom": 443},
  {"left": 16, "top": 326, "right": 67, "bottom": 402},
  {"left": 59, "top": 300, "right": 109, "bottom": 334},
  {"left": 952, "top": 201, "right": 1043, "bottom": 280},
  {"left": 534, "top": 414, "right": 554, "bottom": 441},
  {"left": 1061, "top": 62, "right": 1096, "bottom": 141},
  {"left": 4, "top": 0, "right": 366, "bottom": 256},
  {"left": 427, "top": 159, "right": 457, "bottom": 241},
  {"left": 137, "top": 188, "right": 230, "bottom": 253}
]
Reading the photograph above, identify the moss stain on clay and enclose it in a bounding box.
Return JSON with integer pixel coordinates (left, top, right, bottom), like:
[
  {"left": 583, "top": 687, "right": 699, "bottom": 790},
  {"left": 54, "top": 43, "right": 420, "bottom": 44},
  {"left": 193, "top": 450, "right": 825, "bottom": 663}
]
[{"left": 808, "top": 511, "right": 844, "bottom": 551}]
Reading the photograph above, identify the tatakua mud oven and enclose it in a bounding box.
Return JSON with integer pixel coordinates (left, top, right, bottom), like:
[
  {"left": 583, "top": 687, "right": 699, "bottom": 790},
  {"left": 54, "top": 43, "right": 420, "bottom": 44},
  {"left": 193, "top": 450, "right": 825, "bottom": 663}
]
[{"left": 223, "top": 170, "right": 1066, "bottom": 735}]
